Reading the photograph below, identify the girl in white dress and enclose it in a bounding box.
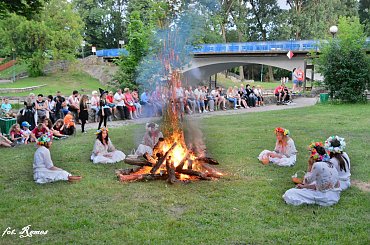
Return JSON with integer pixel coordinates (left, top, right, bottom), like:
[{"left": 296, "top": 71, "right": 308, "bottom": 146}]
[
  {"left": 33, "top": 134, "right": 71, "bottom": 184},
  {"left": 325, "top": 136, "right": 351, "bottom": 191},
  {"left": 135, "top": 122, "right": 164, "bottom": 156},
  {"left": 258, "top": 127, "right": 297, "bottom": 166},
  {"left": 283, "top": 143, "right": 340, "bottom": 206},
  {"left": 91, "top": 127, "right": 125, "bottom": 164}
]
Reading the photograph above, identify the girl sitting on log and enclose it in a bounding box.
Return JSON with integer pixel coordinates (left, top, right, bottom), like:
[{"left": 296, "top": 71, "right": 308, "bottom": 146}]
[
  {"left": 283, "top": 142, "right": 340, "bottom": 206},
  {"left": 325, "top": 136, "right": 351, "bottom": 191},
  {"left": 33, "top": 134, "right": 71, "bottom": 184},
  {"left": 135, "top": 122, "right": 164, "bottom": 157},
  {"left": 91, "top": 127, "right": 125, "bottom": 164},
  {"left": 258, "top": 127, "right": 297, "bottom": 166}
]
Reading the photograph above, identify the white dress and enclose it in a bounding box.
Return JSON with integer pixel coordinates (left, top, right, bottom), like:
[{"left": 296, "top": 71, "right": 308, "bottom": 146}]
[
  {"left": 33, "top": 146, "right": 71, "bottom": 184},
  {"left": 330, "top": 152, "right": 351, "bottom": 191},
  {"left": 258, "top": 138, "right": 297, "bottom": 166},
  {"left": 90, "top": 139, "right": 125, "bottom": 164},
  {"left": 283, "top": 161, "right": 341, "bottom": 206},
  {"left": 135, "top": 131, "right": 163, "bottom": 156}
]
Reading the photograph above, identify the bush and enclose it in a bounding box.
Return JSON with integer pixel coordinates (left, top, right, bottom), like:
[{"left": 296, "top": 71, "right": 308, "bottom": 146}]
[{"left": 317, "top": 16, "right": 369, "bottom": 103}]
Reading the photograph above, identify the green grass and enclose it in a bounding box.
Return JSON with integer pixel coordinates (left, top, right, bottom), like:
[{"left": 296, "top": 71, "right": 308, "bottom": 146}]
[
  {"left": 0, "top": 63, "right": 28, "bottom": 79},
  {"left": 0, "top": 104, "right": 369, "bottom": 244},
  {"left": 0, "top": 70, "right": 102, "bottom": 97}
]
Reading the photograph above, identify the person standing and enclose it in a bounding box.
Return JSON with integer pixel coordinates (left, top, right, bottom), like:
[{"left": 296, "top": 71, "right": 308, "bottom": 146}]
[
  {"left": 97, "top": 88, "right": 111, "bottom": 129},
  {"left": 79, "top": 95, "right": 89, "bottom": 133}
]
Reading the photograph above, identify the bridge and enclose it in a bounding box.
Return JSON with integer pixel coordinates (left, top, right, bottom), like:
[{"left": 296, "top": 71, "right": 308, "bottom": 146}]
[{"left": 96, "top": 38, "right": 370, "bottom": 83}]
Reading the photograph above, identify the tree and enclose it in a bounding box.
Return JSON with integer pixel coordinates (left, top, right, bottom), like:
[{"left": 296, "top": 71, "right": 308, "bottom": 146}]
[
  {"left": 359, "top": 0, "right": 370, "bottom": 35},
  {"left": 0, "top": 0, "right": 48, "bottom": 20},
  {"left": 0, "top": 0, "right": 83, "bottom": 76},
  {"left": 317, "top": 16, "right": 369, "bottom": 102}
]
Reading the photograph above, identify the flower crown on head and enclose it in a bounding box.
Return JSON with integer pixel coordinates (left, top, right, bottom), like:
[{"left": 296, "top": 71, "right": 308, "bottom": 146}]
[
  {"left": 308, "top": 142, "right": 330, "bottom": 162},
  {"left": 96, "top": 127, "right": 109, "bottom": 135},
  {"left": 37, "top": 134, "right": 51, "bottom": 145},
  {"left": 324, "top": 135, "right": 346, "bottom": 153},
  {"left": 274, "top": 127, "right": 289, "bottom": 136}
]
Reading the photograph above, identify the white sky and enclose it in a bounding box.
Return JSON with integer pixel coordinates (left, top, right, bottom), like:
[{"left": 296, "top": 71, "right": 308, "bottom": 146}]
[{"left": 277, "top": 0, "right": 291, "bottom": 10}]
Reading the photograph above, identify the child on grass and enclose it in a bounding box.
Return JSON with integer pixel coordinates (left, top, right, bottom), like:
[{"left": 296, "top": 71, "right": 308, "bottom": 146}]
[{"left": 63, "top": 111, "right": 76, "bottom": 135}]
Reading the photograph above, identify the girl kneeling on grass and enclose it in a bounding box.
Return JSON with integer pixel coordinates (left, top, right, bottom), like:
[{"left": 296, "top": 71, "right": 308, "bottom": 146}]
[
  {"left": 325, "top": 136, "right": 351, "bottom": 191},
  {"left": 33, "top": 134, "right": 71, "bottom": 184},
  {"left": 258, "top": 127, "right": 297, "bottom": 166},
  {"left": 90, "top": 127, "right": 125, "bottom": 164},
  {"left": 283, "top": 143, "right": 340, "bottom": 206}
]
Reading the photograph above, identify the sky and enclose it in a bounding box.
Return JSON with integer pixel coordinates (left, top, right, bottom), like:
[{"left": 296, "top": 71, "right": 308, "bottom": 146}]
[{"left": 277, "top": 0, "right": 291, "bottom": 10}]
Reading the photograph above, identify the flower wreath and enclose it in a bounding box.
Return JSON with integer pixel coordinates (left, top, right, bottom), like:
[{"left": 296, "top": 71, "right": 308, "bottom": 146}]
[
  {"left": 308, "top": 142, "right": 330, "bottom": 162},
  {"left": 274, "top": 127, "right": 290, "bottom": 136},
  {"left": 37, "top": 134, "right": 52, "bottom": 146},
  {"left": 324, "top": 135, "right": 346, "bottom": 154},
  {"left": 96, "top": 127, "right": 109, "bottom": 135}
]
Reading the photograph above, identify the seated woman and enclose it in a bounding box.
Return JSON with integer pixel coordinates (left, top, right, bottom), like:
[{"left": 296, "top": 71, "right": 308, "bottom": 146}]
[
  {"left": 258, "top": 127, "right": 297, "bottom": 166},
  {"left": 325, "top": 136, "right": 351, "bottom": 191},
  {"left": 52, "top": 119, "right": 68, "bottom": 139},
  {"left": 0, "top": 132, "right": 13, "bottom": 147},
  {"left": 135, "top": 122, "right": 164, "bottom": 156},
  {"left": 91, "top": 127, "right": 125, "bottom": 164},
  {"left": 283, "top": 143, "right": 340, "bottom": 206},
  {"left": 9, "top": 123, "right": 26, "bottom": 145},
  {"left": 33, "top": 134, "right": 71, "bottom": 184}
]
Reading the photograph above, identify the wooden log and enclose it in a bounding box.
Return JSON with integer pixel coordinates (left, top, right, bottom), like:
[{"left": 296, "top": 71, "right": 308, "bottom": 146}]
[
  {"left": 196, "top": 157, "right": 220, "bottom": 165},
  {"left": 176, "top": 169, "right": 212, "bottom": 180},
  {"left": 119, "top": 173, "right": 168, "bottom": 182},
  {"left": 124, "top": 158, "right": 152, "bottom": 167},
  {"left": 150, "top": 142, "right": 178, "bottom": 174},
  {"left": 166, "top": 156, "right": 178, "bottom": 184},
  {"left": 152, "top": 137, "right": 165, "bottom": 157},
  {"left": 175, "top": 152, "right": 190, "bottom": 172},
  {"left": 115, "top": 166, "right": 143, "bottom": 176},
  {"left": 143, "top": 152, "right": 157, "bottom": 166},
  {"left": 198, "top": 162, "right": 222, "bottom": 178}
]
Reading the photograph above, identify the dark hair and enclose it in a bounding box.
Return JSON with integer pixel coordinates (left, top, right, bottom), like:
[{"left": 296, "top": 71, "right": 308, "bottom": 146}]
[
  {"left": 47, "top": 95, "right": 53, "bottom": 100},
  {"left": 73, "top": 90, "right": 78, "bottom": 95},
  {"left": 97, "top": 131, "right": 109, "bottom": 145},
  {"left": 330, "top": 152, "right": 348, "bottom": 172},
  {"left": 38, "top": 94, "right": 43, "bottom": 97},
  {"left": 331, "top": 138, "right": 341, "bottom": 147},
  {"left": 293, "top": 68, "right": 296, "bottom": 72},
  {"left": 315, "top": 145, "right": 326, "bottom": 156}
]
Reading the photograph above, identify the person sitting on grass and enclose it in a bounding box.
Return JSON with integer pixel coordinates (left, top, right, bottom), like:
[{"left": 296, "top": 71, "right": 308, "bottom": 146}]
[
  {"left": 1, "top": 98, "right": 16, "bottom": 118},
  {"left": 0, "top": 132, "right": 13, "bottom": 147},
  {"left": 32, "top": 122, "right": 51, "bottom": 139},
  {"left": 91, "top": 127, "right": 126, "bottom": 164},
  {"left": 325, "top": 136, "right": 351, "bottom": 191},
  {"left": 258, "top": 127, "right": 297, "bottom": 166},
  {"left": 9, "top": 123, "right": 26, "bottom": 145},
  {"left": 21, "top": 121, "right": 36, "bottom": 144},
  {"left": 63, "top": 111, "right": 76, "bottom": 135},
  {"left": 283, "top": 143, "right": 340, "bottom": 206},
  {"left": 135, "top": 122, "right": 164, "bottom": 156},
  {"left": 33, "top": 134, "right": 71, "bottom": 184},
  {"left": 52, "top": 119, "right": 68, "bottom": 139}
]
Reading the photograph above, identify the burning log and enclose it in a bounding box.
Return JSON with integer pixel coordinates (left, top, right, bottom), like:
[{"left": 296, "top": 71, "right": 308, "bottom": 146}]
[
  {"left": 176, "top": 169, "right": 212, "bottom": 180},
  {"left": 198, "top": 162, "right": 223, "bottom": 178},
  {"left": 151, "top": 142, "right": 178, "bottom": 174},
  {"left": 124, "top": 158, "right": 152, "bottom": 167},
  {"left": 119, "top": 173, "right": 168, "bottom": 182},
  {"left": 166, "top": 156, "right": 178, "bottom": 184},
  {"left": 116, "top": 166, "right": 143, "bottom": 175},
  {"left": 143, "top": 152, "right": 157, "bottom": 166},
  {"left": 196, "top": 157, "right": 220, "bottom": 165},
  {"left": 175, "top": 152, "right": 190, "bottom": 172},
  {"left": 152, "top": 137, "right": 165, "bottom": 157}
]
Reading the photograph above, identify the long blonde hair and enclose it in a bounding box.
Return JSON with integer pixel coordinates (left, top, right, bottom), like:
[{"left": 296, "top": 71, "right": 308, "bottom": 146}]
[{"left": 9, "top": 123, "right": 20, "bottom": 134}]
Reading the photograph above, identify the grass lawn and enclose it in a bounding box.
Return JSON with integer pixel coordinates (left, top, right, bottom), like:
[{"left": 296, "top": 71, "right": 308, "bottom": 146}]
[
  {"left": 0, "top": 70, "right": 102, "bottom": 97},
  {"left": 0, "top": 63, "right": 28, "bottom": 79},
  {"left": 0, "top": 103, "right": 369, "bottom": 244}
]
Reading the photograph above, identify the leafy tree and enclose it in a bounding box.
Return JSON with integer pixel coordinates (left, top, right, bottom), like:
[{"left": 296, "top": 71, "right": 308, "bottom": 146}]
[
  {"left": 0, "top": 0, "right": 48, "bottom": 19},
  {"left": 359, "top": 0, "right": 370, "bottom": 35},
  {"left": 317, "top": 16, "right": 369, "bottom": 102}
]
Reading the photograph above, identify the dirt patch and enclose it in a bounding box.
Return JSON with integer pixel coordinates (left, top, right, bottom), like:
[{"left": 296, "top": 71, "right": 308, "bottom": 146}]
[{"left": 352, "top": 180, "right": 370, "bottom": 193}]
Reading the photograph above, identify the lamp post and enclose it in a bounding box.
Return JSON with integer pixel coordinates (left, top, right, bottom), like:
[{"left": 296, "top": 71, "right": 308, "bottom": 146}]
[
  {"left": 329, "top": 25, "right": 338, "bottom": 38},
  {"left": 81, "top": 40, "right": 86, "bottom": 59},
  {"left": 11, "top": 48, "right": 15, "bottom": 82}
]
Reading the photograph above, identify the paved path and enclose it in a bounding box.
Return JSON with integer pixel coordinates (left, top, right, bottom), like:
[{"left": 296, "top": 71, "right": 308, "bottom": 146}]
[{"left": 84, "top": 97, "right": 318, "bottom": 131}]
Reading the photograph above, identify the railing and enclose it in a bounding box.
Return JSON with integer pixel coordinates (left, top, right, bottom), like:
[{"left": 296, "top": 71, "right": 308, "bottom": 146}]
[{"left": 96, "top": 38, "right": 370, "bottom": 57}]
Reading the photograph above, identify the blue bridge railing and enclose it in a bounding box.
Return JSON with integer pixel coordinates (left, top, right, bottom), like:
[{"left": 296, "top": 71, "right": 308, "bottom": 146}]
[{"left": 96, "top": 38, "right": 370, "bottom": 57}]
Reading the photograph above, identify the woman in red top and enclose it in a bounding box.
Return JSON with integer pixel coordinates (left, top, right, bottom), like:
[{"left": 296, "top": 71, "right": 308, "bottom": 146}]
[
  {"left": 106, "top": 91, "right": 116, "bottom": 119},
  {"left": 123, "top": 88, "right": 138, "bottom": 119}
]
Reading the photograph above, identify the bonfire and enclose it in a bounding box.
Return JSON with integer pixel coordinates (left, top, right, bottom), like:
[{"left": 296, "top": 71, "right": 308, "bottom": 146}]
[{"left": 116, "top": 70, "right": 223, "bottom": 183}]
